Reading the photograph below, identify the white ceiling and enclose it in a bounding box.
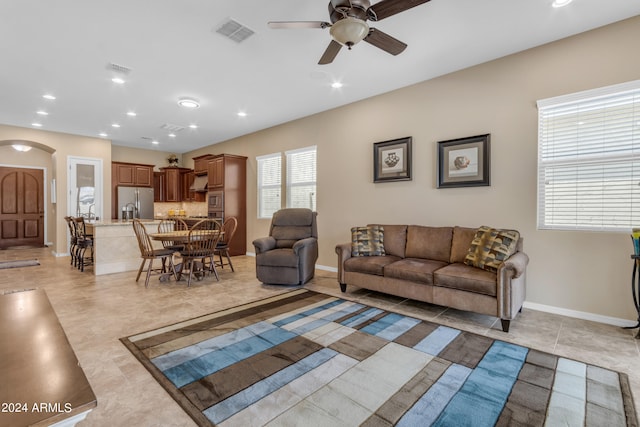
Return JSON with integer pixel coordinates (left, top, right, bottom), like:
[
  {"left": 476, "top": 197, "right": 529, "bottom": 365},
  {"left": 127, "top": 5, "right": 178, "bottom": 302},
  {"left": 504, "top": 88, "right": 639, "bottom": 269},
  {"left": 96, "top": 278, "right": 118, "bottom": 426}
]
[{"left": 1, "top": 0, "right": 638, "bottom": 154}]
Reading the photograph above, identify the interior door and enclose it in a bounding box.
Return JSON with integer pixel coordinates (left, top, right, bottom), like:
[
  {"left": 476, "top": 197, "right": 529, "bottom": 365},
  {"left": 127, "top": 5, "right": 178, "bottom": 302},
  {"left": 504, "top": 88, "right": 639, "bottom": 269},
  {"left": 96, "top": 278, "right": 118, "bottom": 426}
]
[
  {"left": 0, "top": 167, "right": 44, "bottom": 249},
  {"left": 68, "top": 157, "right": 102, "bottom": 220}
]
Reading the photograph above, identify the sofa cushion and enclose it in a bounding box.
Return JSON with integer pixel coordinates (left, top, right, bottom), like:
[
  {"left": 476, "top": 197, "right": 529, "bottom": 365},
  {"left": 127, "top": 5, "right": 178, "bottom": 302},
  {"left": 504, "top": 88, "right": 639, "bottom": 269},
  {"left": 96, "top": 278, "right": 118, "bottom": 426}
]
[
  {"left": 384, "top": 258, "right": 448, "bottom": 285},
  {"left": 344, "top": 255, "right": 401, "bottom": 276},
  {"left": 450, "top": 226, "right": 478, "bottom": 264},
  {"left": 434, "top": 263, "right": 497, "bottom": 297},
  {"left": 369, "top": 224, "right": 407, "bottom": 258},
  {"left": 405, "top": 226, "right": 453, "bottom": 263},
  {"left": 351, "top": 226, "right": 386, "bottom": 257},
  {"left": 464, "top": 226, "right": 520, "bottom": 272}
]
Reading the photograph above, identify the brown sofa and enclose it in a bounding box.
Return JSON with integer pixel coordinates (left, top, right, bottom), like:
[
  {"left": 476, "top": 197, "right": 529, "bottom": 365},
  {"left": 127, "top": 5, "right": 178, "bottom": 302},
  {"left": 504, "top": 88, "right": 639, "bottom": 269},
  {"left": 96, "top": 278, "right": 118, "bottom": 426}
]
[{"left": 335, "top": 225, "right": 529, "bottom": 332}]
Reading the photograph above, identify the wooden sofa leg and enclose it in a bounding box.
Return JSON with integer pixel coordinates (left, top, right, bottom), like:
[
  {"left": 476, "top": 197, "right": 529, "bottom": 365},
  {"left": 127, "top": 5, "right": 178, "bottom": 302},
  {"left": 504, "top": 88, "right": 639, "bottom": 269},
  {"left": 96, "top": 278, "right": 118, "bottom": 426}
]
[
  {"left": 500, "top": 319, "right": 511, "bottom": 333},
  {"left": 339, "top": 283, "right": 347, "bottom": 292}
]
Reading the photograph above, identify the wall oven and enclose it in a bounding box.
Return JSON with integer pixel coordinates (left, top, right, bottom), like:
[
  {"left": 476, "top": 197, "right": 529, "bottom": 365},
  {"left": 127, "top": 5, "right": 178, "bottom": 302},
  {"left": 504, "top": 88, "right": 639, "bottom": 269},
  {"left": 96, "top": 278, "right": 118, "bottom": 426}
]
[{"left": 208, "top": 190, "right": 224, "bottom": 223}]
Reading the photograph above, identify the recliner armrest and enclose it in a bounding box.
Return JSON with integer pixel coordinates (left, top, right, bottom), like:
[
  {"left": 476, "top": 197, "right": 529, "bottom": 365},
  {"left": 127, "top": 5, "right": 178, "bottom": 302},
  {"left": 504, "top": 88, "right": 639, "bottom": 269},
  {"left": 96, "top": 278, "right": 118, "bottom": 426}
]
[
  {"left": 252, "top": 236, "right": 276, "bottom": 254},
  {"left": 292, "top": 237, "right": 317, "bottom": 254}
]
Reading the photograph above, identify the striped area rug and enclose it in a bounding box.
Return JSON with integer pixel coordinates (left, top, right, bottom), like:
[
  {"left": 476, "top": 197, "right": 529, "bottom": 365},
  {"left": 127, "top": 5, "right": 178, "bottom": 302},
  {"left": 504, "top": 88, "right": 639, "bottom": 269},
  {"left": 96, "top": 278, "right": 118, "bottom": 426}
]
[{"left": 121, "top": 290, "right": 637, "bottom": 426}]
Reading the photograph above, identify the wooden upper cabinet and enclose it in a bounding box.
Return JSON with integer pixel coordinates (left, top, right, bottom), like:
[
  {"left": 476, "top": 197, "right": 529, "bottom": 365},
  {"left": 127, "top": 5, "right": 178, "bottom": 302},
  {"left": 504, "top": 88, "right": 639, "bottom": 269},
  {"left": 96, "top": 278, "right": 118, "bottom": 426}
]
[
  {"left": 207, "top": 156, "right": 225, "bottom": 189},
  {"left": 160, "top": 167, "right": 190, "bottom": 202},
  {"left": 113, "top": 162, "right": 153, "bottom": 187},
  {"left": 153, "top": 172, "right": 165, "bottom": 202},
  {"left": 193, "top": 154, "right": 215, "bottom": 176}
]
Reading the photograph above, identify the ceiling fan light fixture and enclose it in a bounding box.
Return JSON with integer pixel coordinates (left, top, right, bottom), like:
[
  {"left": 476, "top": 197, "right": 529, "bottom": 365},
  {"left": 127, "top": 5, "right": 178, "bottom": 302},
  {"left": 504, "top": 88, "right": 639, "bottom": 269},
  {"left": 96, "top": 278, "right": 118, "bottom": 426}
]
[
  {"left": 178, "top": 98, "right": 200, "bottom": 109},
  {"left": 329, "top": 17, "right": 369, "bottom": 48},
  {"left": 552, "top": 0, "right": 573, "bottom": 7}
]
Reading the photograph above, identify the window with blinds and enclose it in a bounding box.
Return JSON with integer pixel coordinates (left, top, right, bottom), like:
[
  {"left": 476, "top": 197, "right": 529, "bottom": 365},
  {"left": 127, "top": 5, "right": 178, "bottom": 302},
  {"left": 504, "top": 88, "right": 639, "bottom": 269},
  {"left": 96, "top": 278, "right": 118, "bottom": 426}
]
[
  {"left": 537, "top": 80, "right": 640, "bottom": 231},
  {"left": 257, "top": 153, "right": 282, "bottom": 219},
  {"left": 286, "top": 146, "right": 317, "bottom": 211}
]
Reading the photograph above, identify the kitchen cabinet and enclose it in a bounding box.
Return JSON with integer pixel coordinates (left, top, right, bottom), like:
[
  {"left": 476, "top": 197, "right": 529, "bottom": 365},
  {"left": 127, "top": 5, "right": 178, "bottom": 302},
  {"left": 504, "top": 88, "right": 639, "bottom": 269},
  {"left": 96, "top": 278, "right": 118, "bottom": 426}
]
[
  {"left": 182, "top": 171, "right": 205, "bottom": 202},
  {"left": 111, "top": 162, "right": 154, "bottom": 219},
  {"left": 112, "top": 162, "right": 153, "bottom": 187},
  {"left": 153, "top": 172, "right": 165, "bottom": 202},
  {"left": 207, "top": 156, "right": 225, "bottom": 189},
  {"left": 160, "top": 167, "right": 190, "bottom": 202},
  {"left": 193, "top": 154, "right": 215, "bottom": 176},
  {"left": 206, "top": 154, "right": 247, "bottom": 256}
]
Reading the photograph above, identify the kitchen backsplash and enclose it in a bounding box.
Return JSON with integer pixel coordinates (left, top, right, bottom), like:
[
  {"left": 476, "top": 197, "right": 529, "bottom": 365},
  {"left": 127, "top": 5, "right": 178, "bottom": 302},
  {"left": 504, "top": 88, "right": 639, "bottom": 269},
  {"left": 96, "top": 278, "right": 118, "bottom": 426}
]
[{"left": 154, "top": 202, "right": 207, "bottom": 218}]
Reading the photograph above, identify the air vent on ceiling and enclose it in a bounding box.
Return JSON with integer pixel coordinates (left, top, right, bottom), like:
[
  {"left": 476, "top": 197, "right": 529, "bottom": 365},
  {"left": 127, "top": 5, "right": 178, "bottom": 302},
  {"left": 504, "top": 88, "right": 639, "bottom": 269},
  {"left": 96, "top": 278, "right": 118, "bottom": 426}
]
[
  {"left": 141, "top": 136, "right": 153, "bottom": 140},
  {"left": 160, "top": 123, "right": 185, "bottom": 132},
  {"left": 215, "top": 18, "right": 255, "bottom": 43},
  {"left": 106, "top": 62, "right": 132, "bottom": 75}
]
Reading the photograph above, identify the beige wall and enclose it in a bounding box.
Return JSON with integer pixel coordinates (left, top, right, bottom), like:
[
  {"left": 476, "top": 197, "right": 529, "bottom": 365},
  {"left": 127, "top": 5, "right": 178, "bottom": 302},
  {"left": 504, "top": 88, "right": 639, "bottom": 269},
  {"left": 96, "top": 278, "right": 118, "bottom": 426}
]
[
  {"left": 111, "top": 146, "right": 178, "bottom": 171},
  {"left": 186, "top": 16, "right": 640, "bottom": 321},
  {"left": 0, "top": 125, "right": 111, "bottom": 255},
  {"left": 1, "top": 16, "right": 637, "bottom": 321}
]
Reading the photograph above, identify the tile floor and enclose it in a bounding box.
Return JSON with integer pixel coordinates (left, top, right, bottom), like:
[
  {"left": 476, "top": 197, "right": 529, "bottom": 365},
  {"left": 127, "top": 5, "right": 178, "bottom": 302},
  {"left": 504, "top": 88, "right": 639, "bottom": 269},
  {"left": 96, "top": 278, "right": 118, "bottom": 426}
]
[{"left": 0, "top": 247, "right": 638, "bottom": 426}]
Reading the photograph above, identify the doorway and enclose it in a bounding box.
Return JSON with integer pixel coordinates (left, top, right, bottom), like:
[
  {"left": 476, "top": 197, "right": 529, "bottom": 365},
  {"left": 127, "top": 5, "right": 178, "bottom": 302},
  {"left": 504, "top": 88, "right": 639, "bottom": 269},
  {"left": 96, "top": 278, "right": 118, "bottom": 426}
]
[
  {"left": 67, "top": 156, "right": 103, "bottom": 220},
  {"left": 0, "top": 167, "right": 45, "bottom": 249}
]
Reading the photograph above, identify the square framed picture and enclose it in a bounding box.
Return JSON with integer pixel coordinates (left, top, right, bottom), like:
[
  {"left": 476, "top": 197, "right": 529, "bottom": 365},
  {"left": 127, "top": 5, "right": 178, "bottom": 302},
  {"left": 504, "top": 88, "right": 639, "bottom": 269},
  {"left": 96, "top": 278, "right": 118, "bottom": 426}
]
[
  {"left": 437, "top": 134, "right": 490, "bottom": 188},
  {"left": 373, "top": 137, "right": 412, "bottom": 183}
]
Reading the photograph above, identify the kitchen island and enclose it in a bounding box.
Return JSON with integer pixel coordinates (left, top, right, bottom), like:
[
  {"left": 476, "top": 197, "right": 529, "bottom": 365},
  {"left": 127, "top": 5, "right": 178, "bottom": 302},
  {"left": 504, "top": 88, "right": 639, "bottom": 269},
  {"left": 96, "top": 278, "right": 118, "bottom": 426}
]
[{"left": 90, "top": 219, "right": 161, "bottom": 276}]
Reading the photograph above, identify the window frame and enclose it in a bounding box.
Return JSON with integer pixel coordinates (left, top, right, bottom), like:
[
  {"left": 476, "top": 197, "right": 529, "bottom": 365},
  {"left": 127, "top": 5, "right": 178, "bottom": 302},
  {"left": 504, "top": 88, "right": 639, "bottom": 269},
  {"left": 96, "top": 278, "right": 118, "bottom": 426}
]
[
  {"left": 537, "top": 79, "right": 640, "bottom": 232},
  {"left": 285, "top": 145, "right": 317, "bottom": 211},
  {"left": 256, "top": 152, "right": 282, "bottom": 219}
]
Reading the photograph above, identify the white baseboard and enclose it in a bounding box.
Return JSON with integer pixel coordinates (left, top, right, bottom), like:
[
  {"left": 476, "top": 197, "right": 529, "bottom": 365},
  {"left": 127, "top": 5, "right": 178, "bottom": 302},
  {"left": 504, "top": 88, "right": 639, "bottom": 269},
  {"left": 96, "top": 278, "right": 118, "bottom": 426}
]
[{"left": 523, "top": 301, "right": 636, "bottom": 328}]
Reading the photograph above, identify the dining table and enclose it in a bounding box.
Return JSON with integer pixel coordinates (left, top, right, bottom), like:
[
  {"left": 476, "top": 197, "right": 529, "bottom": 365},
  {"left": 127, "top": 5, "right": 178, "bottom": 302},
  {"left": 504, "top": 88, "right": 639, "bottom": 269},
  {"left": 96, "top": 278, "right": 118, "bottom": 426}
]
[{"left": 148, "top": 229, "right": 223, "bottom": 282}]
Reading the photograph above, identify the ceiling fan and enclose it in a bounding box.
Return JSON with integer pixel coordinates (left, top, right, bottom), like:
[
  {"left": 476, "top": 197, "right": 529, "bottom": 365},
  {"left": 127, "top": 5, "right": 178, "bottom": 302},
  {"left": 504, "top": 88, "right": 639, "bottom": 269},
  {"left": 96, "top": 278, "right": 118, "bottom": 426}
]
[{"left": 268, "top": 0, "right": 431, "bottom": 65}]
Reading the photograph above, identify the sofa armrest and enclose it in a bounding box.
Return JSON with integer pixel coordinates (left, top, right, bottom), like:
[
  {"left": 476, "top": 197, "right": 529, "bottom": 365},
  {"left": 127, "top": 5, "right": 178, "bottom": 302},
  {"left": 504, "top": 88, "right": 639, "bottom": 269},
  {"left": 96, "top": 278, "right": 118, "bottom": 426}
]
[
  {"left": 335, "top": 242, "right": 352, "bottom": 284},
  {"left": 252, "top": 236, "right": 276, "bottom": 254},
  {"left": 500, "top": 252, "right": 529, "bottom": 279}
]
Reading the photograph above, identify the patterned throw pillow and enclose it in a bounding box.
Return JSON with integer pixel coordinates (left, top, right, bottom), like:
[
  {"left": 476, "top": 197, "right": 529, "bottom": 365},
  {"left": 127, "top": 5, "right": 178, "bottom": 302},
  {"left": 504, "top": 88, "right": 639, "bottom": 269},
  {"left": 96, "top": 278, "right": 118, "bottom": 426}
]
[
  {"left": 464, "top": 226, "right": 520, "bottom": 272},
  {"left": 351, "top": 226, "right": 386, "bottom": 257}
]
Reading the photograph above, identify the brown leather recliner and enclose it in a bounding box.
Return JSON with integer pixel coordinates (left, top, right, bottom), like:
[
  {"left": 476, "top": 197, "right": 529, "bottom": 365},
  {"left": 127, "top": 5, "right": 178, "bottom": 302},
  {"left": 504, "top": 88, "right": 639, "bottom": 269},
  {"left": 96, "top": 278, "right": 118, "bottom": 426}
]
[{"left": 253, "top": 208, "right": 318, "bottom": 285}]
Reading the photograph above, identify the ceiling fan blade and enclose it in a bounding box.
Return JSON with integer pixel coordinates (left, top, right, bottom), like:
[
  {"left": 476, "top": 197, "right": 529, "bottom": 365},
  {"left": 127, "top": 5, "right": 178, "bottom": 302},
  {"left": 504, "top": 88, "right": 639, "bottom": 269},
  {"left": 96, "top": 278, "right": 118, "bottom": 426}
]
[
  {"left": 367, "top": 0, "right": 431, "bottom": 21},
  {"left": 318, "top": 40, "right": 343, "bottom": 65},
  {"left": 364, "top": 28, "right": 407, "bottom": 55},
  {"left": 268, "top": 21, "right": 330, "bottom": 29}
]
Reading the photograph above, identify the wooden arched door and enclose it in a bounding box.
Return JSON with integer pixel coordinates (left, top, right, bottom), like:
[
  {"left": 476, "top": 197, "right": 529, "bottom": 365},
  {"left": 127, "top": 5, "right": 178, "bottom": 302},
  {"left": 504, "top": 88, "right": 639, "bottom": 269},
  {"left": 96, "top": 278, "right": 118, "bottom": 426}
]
[{"left": 0, "top": 167, "right": 44, "bottom": 249}]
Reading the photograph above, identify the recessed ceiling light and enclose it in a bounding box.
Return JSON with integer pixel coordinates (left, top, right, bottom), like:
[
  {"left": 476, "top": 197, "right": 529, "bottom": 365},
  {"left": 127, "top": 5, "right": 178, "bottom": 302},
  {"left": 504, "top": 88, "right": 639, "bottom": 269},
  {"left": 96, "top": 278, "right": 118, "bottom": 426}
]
[
  {"left": 12, "top": 144, "right": 32, "bottom": 152},
  {"left": 237, "top": 111, "right": 247, "bottom": 117},
  {"left": 168, "top": 133, "right": 176, "bottom": 138},
  {"left": 99, "top": 132, "right": 108, "bottom": 137},
  {"left": 42, "top": 94, "right": 56, "bottom": 100},
  {"left": 331, "top": 82, "right": 343, "bottom": 89},
  {"left": 178, "top": 98, "right": 200, "bottom": 109},
  {"left": 151, "top": 140, "right": 159, "bottom": 145},
  {"left": 36, "top": 110, "right": 48, "bottom": 116},
  {"left": 126, "top": 111, "right": 137, "bottom": 117},
  {"left": 32, "top": 122, "right": 42, "bottom": 127},
  {"left": 189, "top": 124, "right": 198, "bottom": 129},
  {"left": 111, "top": 77, "right": 125, "bottom": 84},
  {"left": 552, "top": 0, "right": 573, "bottom": 7},
  {"left": 112, "top": 123, "right": 120, "bottom": 128}
]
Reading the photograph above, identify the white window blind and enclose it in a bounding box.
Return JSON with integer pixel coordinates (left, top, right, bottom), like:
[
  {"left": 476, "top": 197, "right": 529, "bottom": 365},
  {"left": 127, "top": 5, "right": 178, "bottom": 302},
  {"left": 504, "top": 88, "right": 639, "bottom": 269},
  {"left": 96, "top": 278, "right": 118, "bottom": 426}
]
[
  {"left": 286, "top": 146, "right": 317, "bottom": 210},
  {"left": 537, "top": 80, "right": 640, "bottom": 231},
  {"left": 257, "top": 153, "right": 281, "bottom": 219}
]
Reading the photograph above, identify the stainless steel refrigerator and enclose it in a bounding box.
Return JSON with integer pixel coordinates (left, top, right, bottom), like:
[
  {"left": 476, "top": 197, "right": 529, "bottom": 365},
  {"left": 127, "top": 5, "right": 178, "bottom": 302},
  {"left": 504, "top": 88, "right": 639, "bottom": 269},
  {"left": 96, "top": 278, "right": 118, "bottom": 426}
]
[{"left": 117, "top": 187, "right": 154, "bottom": 220}]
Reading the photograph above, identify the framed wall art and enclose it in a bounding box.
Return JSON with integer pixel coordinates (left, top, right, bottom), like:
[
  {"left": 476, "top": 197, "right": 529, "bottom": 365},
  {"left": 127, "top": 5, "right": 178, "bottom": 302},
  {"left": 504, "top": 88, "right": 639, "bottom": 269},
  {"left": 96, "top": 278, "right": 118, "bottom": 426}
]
[
  {"left": 373, "top": 137, "right": 412, "bottom": 183},
  {"left": 437, "top": 134, "right": 490, "bottom": 188}
]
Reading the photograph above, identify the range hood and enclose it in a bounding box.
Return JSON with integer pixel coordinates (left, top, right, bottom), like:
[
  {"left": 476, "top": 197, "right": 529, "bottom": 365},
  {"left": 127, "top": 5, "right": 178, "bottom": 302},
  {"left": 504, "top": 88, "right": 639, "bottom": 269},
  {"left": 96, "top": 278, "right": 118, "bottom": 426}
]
[{"left": 190, "top": 175, "right": 208, "bottom": 192}]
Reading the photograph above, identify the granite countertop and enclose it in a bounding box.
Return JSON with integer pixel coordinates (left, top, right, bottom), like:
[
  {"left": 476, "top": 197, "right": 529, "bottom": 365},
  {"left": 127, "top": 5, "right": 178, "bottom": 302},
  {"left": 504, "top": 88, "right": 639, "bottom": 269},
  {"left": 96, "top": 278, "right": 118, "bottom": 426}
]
[{"left": 89, "top": 219, "right": 161, "bottom": 227}]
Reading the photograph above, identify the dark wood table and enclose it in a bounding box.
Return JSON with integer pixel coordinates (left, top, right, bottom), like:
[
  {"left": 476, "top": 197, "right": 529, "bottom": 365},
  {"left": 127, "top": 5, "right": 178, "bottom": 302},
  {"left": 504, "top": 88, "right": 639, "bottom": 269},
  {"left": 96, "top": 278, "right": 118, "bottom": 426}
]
[
  {"left": 149, "top": 229, "right": 221, "bottom": 242},
  {"left": 0, "top": 289, "right": 97, "bottom": 426}
]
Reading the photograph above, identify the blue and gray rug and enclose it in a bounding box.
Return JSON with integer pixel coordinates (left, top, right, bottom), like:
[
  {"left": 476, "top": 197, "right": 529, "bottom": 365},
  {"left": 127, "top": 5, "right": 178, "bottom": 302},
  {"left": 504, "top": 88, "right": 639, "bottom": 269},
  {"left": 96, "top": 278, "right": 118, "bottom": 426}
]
[{"left": 121, "top": 289, "right": 637, "bottom": 426}]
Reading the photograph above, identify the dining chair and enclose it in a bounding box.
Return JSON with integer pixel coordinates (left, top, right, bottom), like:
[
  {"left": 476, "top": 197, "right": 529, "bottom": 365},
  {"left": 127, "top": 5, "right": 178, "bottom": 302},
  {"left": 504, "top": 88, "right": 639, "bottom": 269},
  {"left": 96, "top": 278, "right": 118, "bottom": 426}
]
[
  {"left": 215, "top": 216, "right": 238, "bottom": 272},
  {"left": 178, "top": 219, "right": 222, "bottom": 286},
  {"left": 64, "top": 216, "right": 78, "bottom": 267},
  {"left": 73, "top": 216, "right": 94, "bottom": 272},
  {"left": 132, "top": 219, "right": 177, "bottom": 288},
  {"left": 157, "top": 218, "right": 188, "bottom": 252}
]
